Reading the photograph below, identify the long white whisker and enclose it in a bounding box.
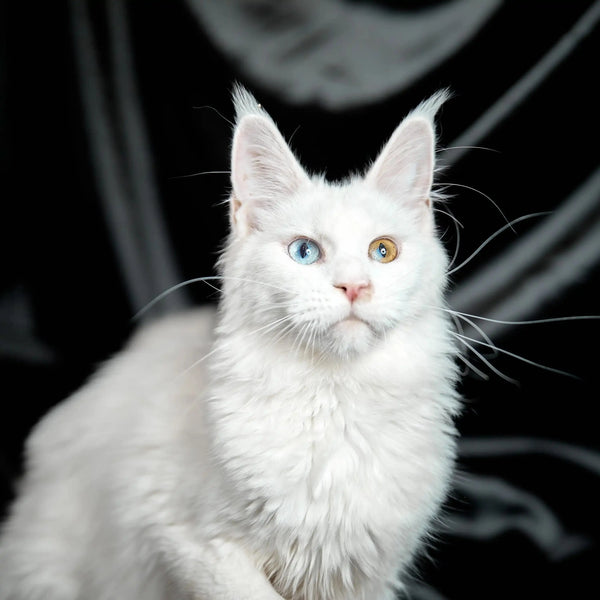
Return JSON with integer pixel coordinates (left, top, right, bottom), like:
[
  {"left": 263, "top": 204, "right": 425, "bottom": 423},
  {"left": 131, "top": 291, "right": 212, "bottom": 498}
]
[
  {"left": 438, "top": 208, "right": 462, "bottom": 271},
  {"left": 169, "top": 170, "right": 230, "bottom": 180},
  {"left": 447, "top": 212, "right": 551, "bottom": 276},
  {"left": 452, "top": 332, "right": 518, "bottom": 384},
  {"left": 288, "top": 320, "right": 304, "bottom": 358},
  {"left": 253, "top": 314, "right": 292, "bottom": 336},
  {"left": 295, "top": 321, "right": 313, "bottom": 358},
  {"left": 454, "top": 332, "right": 579, "bottom": 380},
  {"left": 451, "top": 312, "right": 498, "bottom": 358},
  {"left": 271, "top": 319, "right": 297, "bottom": 346},
  {"left": 133, "top": 277, "right": 222, "bottom": 319},
  {"left": 449, "top": 312, "right": 463, "bottom": 337},
  {"left": 437, "top": 181, "right": 511, "bottom": 228},
  {"left": 192, "top": 104, "right": 235, "bottom": 127},
  {"left": 448, "top": 315, "right": 478, "bottom": 378},
  {"left": 455, "top": 348, "right": 490, "bottom": 380},
  {"left": 309, "top": 323, "right": 320, "bottom": 358},
  {"left": 302, "top": 320, "right": 320, "bottom": 360},
  {"left": 438, "top": 145, "right": 500, "bottom": 154},
  {"left": 199, "top": 279, "right": 222, "bottom": 295},
  {"left": 171, "top": 346, "right": 220, "bottom": 385},
  {"left": 174, "top": 313, "right": 295, "bottom": 385},
  {"left": 433, "top": 207, "right": 464, "bottom": 229},
  {"left": 436, "top": 305, "right": 600, "bottom": 327},
  {"left": 134, "top": 276, "right": 294, "bottom": 320}
]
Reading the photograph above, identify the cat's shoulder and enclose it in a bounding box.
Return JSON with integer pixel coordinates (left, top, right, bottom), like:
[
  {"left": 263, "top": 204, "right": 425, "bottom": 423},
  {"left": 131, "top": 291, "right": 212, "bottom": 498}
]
[
  {"left": 24, "top": 307, "right": 217, "bottom": 463},
  {"left": 128, "top": 305, "right": 217, "bottom": 352}
]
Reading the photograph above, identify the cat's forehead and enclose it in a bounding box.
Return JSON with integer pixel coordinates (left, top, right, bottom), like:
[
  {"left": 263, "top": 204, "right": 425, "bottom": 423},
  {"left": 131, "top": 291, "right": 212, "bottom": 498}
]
[{"left": 279, "top": 178, "right": 417, "bottom": 239}]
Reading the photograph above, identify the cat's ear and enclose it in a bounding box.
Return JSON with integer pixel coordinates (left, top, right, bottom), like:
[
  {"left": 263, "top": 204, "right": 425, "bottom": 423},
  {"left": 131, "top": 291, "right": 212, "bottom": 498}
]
[
  {"left": 365, "top": 91, "right": 448, "bottom": 229},
  {"left": 229, "top": 86, "right": 309, "bottom": 236}
]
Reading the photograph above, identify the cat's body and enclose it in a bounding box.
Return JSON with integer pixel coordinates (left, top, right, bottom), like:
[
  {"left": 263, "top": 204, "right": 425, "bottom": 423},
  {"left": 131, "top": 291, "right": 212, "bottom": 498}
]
[{"left": 0, "top": 88, "right": 461, "bottom": 599}]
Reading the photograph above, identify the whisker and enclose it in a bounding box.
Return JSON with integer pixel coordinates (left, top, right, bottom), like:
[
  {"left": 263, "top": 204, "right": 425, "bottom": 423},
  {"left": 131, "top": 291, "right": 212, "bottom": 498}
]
[
  {"left": 299, "top": 320, "right": 320, "bottom": 360},
  {"left": 254, "top": 316, "right": 296, "bottom": 344},
  {"left": 449, "top": 315, "right": 475, "bottom": 373},
  {"left": 450, "top": 311, "right": 498, "bottom": 359},
  {"left": 192, "top": 104, "right": 235, "bottom": 127},
  {"left": 133, "top": 277, "right": 222, "bottom": 319},
  {"left": 452, "top": 332, "right": 518, "bottom": 384},
  {"left": 433, "top": 207, "right": 464, "bottom": 229},
  {"left": 309, "top": 323, "right": 320, "bottom": 358},
  {"left": 449, "top": 312, "right": 463, "bottom": 336},
  {"left": 436, "top": 208, "right": 462, "bottom": 271},
  {"left": 437, "top": 181, "right": 511, "bottom": 229},
  {"left": 454, "top": 332, "right": 579, "bottom": 380},
  {"left": 455, "top": 347, "right": 490, "bottom": 380},
  {"left": 170, "top": 346, "right": 220, "bottom": 385},
  {"left": 175, "top": 313, "right": 295, "bottom": 385},
  {"left": 271, "top": 319, "right": 297, "bottom": 346},
  {"left": 259, "top": 314, "right": 296, "bottom": 337},
  {"left": 288, "top": 124, "right": 302, "bottom": 145},
  {"left": 448, "top": 228, "right": 461, "bottom": 272},
  {"left": 438, "top": 303, "right": 598, "bottom": 379},
  {"left": 134, "top": 276, "right": 294, "bottom": 320},
  {"left": 438, "top": 144, "right": 500, "bottom": 154},
  {"left": 169, "top": 170, "right": 230, "bottom": 180},
  {"left": 436, "top": 306, "right": 600, "bottom": 327},
  {"left": 294, "top": 321, "right": 312, "bottom": 358},
  {"left": 448, "top": 313, "right": 474, "bottom": 378},
  {"left": 304, "top": 326, "right": 315, "bottom": 359},
  {"left": 447, "top": 211, "right": 551, "bottom": 276}
]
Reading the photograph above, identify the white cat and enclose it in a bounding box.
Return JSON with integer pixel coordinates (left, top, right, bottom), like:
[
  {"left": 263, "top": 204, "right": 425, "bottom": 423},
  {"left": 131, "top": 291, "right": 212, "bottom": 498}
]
[{"left": 0, "top": 86, "right": 461, "bottom": 599}]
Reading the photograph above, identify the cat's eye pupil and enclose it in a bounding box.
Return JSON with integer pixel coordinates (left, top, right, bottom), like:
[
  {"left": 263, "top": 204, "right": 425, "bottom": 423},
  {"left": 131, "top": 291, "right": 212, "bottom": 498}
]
[{"left": 379, "top": 243, "right": 387, "bottom": 257}]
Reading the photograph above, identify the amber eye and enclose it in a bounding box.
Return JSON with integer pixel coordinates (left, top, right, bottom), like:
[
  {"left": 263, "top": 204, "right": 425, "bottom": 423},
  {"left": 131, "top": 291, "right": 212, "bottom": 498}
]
[{"left": 368, "top": 238, "right": 398, "bottom": 263}]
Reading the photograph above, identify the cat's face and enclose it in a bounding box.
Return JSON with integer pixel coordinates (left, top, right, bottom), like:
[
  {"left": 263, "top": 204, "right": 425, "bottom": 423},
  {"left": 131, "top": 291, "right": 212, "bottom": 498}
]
[{"left": 220, "top": 87, "right": 448, "bottom": 358}]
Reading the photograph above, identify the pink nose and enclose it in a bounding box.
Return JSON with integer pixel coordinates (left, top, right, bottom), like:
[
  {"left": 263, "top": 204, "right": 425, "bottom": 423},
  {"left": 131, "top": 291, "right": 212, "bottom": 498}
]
[{"left": 335, "top": 282, "right": 371, "bottom": 302}]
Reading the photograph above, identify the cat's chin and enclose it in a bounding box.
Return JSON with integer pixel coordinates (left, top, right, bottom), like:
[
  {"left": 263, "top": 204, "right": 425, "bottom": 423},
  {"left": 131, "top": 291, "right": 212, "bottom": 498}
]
[{"left": 326, "top": 316, "right": 377, "bottom": 357}]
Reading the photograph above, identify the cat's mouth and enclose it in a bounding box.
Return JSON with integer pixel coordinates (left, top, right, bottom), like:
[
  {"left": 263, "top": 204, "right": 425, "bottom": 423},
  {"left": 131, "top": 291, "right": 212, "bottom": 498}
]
[
  {"left": 337, "top": 317, "right": 365, "bottom": 332},
  {"left": 342, "top": 314, "right": 363, "bottom": 324},
  {"left": 339, "top": 306, "right": 390, "bottom": 339}
]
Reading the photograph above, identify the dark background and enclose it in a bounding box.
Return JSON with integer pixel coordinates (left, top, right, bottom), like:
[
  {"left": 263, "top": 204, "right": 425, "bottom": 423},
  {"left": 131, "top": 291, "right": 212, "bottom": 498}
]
[{"left": 1, "top": 1, "right": 599, "bottom": 598}]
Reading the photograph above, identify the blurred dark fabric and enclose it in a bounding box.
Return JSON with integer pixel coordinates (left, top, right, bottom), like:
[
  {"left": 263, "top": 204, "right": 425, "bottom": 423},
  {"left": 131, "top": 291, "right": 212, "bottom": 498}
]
[{"left": 1, "top": 1, "right": 599, "bottom": 598}]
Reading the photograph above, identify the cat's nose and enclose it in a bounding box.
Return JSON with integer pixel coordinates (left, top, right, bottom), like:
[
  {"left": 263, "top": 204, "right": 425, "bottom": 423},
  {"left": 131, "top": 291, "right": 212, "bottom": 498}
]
[{"left": 335, "top": 282, "right": 372, "bottom": 302}]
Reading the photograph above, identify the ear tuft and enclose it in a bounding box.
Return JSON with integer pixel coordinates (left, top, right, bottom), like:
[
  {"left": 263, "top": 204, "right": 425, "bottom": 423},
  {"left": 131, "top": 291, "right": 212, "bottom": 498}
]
[
  {"left": 365, "top": 90, "right": 449, "bottom": 223},
  {"left": 408, "top": 88, "right": 451, "bottom": 125},
  {"left": 230, "top": 85, "right": 308, "bottom": 235},
  {"left": 232, "top": 82, "right": 270, "bottom": 123}
]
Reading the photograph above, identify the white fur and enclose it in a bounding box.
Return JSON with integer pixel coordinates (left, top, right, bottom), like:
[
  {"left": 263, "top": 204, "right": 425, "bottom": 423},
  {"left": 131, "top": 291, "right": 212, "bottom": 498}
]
[{"left": 0, "top": 87, "right": 460, "bottom": 599}]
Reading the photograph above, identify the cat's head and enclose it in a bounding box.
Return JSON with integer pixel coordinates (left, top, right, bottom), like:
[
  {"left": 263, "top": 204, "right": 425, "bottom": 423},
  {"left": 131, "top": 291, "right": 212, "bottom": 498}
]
[{"left": 218, "top": 85, "right": 450, "bottom": 359}]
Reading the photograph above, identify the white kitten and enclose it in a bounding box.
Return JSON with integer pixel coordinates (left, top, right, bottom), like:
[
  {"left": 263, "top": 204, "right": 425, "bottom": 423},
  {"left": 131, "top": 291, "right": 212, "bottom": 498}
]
[{"left": 0, "top": 86, "right": 460, "bottom": 599}]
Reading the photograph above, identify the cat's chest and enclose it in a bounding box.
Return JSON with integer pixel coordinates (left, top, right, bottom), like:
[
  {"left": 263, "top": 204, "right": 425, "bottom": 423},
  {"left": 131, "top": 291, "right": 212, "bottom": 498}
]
[
  {"left": 267, "top": 384, "right": 368, "bottom": 499},
  {"left": 214, "top": 372, "right": 441, "bottom": 517},
  {"left": 209, "top": 367, "right": 453, "bottom": 597}
]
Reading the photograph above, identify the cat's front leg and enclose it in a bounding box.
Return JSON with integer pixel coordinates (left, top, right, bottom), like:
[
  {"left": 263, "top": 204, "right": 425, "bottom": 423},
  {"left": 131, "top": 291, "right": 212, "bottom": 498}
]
[{"left": 163, "top": 532, "right": 285, "bottom": 600}]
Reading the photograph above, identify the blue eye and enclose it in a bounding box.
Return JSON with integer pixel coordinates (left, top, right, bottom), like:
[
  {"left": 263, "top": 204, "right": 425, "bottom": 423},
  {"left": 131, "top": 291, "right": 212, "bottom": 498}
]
[{"left": 288, "top": 238, "right": 321, "bottom": 265}]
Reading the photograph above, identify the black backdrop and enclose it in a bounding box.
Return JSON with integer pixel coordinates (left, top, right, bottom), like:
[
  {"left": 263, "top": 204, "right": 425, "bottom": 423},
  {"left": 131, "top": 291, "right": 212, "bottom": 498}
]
[{"left": 1, "top": 1, "right": 599, "bottom": 598}]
